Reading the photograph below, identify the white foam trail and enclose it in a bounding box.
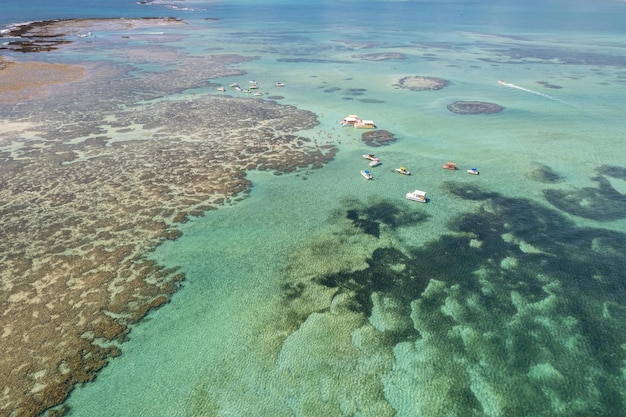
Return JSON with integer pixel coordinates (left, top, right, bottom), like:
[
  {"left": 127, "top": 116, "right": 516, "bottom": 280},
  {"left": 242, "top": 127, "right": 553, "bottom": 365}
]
[{"left": 498, "top": 80, "right": 558, "bottom": 101}]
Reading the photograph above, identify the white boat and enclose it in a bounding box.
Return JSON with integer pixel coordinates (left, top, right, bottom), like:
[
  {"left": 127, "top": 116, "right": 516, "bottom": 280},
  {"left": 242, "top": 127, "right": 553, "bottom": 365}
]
[
  {"left": 405, "top": 190, "right": 427, "bottom": 202},
  {"left": 234, "top": 86, "right": 242, "bottom": 91},
  {"left": 394, "top": 166, "right": 411, "bottom": 175},
  {"left": 229, "top": 83, "right": 239, "bottom": 87},
  {"left": 369, "top": 158, "right": 381, "bottom": 167},
  {"left": 467, "top": 168, "right": 479, "bottom": 175},
  {"left": 249, "top": 80, "right": 257, "bottom": 85},
  {"left": 249, "top": 84, "right": 259, "bottom": 89},
  {"left": 342, "top": 115, "right": 360, "bottom": 126},
  {"left": 217, "top": 87, "right": 225, "bottom": 92},
  {"left": 363, "top": 154, "right": 377, "bottom": 161},
  {"left": 253, "top": 92, "right": 263, "bottom": 96},
  {"left": 361, "top": 170, "right": 373, "bottom": 180},
  {"left": 275, "top": 82, "right": 285, "bottom": 87},
  {"left": 354, "top": 119, "right": 376, "bottom": 129}
]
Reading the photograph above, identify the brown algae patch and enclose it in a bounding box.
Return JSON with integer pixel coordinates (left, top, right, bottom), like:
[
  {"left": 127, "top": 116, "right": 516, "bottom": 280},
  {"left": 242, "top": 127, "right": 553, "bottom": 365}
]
[
  {"left": 0, "top": 57, "right": 86, "bottom": 103},
  {"left": 0, "top": 32, "right": 337, "bottom": 417},
  {"left": 394, "top": 75, "right": 449, "bottom": 91}
]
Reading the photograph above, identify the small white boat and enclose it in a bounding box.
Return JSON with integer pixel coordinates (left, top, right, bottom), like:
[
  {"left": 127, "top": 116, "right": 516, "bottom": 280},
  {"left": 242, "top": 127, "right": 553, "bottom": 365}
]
[
  {"left": 275, "top": 82, "right": 285, "bottom": 87},
  {"left": 369, "top": 158, "right": 381, "bottom": 167},
  {"left": 249, "top": 80, "right": 257, "bottom": 85},
  {"left": 217, "top": 87, "right": 225, "bottom": 92},
  {"left": 229, "top": 83, "right": 239, "bottom": 88},
  {"left": 363, "top": 154, "right": 377, "bottom": 161},
  {"left": 234, "top": 86, "right": 242, "bottom": 91},
  {"left": 395, "top": 166, "right": 411, "bottom": 175},
  {"left": 249, "top": 84, "right": 259, "bottom": 89},
  {"left": 467, "top": 168, "right": 479, "bottom": 175},
  {"left": 342, "top": 115, "right": 360, "bottom": 126},
  {"left": 405, "top": 190, "right": 427, "bottom": 203},
  {"left": 361, "top": 170, "right": 373, "bottom": 180},
  {"left": 253, "top": 92, "right": 263, "bottom": 96}
]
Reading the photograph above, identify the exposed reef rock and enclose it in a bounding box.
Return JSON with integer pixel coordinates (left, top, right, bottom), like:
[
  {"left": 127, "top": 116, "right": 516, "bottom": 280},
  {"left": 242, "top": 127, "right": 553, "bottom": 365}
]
[
  {"left": 0, "top": 17, "right": 184, "bottom": 53},
  {"left": 394, "top": 76, "right": 449, "bottom": 91}
]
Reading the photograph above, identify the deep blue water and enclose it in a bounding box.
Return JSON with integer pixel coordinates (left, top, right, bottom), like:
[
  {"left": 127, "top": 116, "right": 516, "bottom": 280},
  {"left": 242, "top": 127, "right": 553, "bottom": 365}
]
[{"left": 3, "top": 0, "right": 626, "bottom": 33}]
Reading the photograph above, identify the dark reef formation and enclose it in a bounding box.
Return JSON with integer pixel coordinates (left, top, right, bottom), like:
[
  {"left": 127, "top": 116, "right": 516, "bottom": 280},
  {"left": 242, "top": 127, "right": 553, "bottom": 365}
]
[
  {"left": 447, "top": 100, "right": 504, "bottom": 114},
  {"left": 361, "top": 130, "right": 396, "bottom": 147}
]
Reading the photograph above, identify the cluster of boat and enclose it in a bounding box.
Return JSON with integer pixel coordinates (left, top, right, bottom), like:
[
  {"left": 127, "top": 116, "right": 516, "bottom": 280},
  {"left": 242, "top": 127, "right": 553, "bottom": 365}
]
[
  {"left": 359, "top": 156, "right": 480, "bottom": 204},
  {"left": 361, "top": 154, "right": 411, "bottom": 175},
  {"left": 216, "top": 80, "right": 285, "bottom": 96},
  {"left": 442, "top": 161, "right": 479, "bottom": 175}
]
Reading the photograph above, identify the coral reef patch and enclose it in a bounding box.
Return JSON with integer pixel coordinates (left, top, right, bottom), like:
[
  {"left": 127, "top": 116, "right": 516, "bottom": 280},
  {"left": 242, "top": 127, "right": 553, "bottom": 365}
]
[
  {"left": 447, "top": 100, "right": 504, "bottom": 114},
  {"left": 361, "top": 129, "right": 396, "bottom": 147},
  {"left": 0, "top": 20, "right": 337, "bottom": 417}
]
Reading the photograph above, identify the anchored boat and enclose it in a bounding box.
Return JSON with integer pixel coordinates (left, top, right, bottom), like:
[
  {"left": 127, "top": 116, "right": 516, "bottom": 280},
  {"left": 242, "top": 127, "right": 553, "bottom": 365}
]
[{"left": 405, "top": 190, "right": 427, "bottom": 203}]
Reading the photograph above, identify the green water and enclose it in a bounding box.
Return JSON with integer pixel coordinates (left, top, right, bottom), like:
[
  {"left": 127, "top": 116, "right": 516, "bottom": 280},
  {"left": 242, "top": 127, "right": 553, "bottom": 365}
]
[{"left": 57, "top": 1, "right": 626, "bottom": 416}]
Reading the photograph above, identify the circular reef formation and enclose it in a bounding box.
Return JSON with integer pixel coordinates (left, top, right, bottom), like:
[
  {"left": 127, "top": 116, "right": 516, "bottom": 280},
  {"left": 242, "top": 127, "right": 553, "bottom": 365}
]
[
  {"left": 361, "top": 130, "right": 396, "bottom": 147},
  {"left": 447, "top": 100, "right": 504, "bottom": 114},
  {"left": 395, "top": 76, "right": 449, "bottom": 91}
]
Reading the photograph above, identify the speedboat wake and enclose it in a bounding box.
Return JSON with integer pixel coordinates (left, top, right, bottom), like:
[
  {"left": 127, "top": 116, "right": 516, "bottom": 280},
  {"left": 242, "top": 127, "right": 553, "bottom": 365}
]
[{"left": 498, "top": 80, "right": 559, "bottom": 101}]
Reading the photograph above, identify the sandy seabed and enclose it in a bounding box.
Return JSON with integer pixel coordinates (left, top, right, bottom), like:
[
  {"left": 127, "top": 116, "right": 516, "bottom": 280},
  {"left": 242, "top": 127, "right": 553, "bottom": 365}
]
[{"left": 0, "top": 18, "right": 336, "bottom": 417}]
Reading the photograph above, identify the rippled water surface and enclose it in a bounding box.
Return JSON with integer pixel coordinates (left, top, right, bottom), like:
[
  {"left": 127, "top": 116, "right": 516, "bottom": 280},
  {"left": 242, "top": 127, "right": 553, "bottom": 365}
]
[{"left": 2, "top": 1, "right": 626, "bottom": 416}]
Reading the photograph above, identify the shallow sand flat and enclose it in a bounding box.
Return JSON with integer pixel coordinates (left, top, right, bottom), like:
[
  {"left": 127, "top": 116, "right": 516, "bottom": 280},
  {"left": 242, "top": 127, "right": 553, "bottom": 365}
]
[{"left": 0, "top": 23, "right": 337, "bottom": 416}]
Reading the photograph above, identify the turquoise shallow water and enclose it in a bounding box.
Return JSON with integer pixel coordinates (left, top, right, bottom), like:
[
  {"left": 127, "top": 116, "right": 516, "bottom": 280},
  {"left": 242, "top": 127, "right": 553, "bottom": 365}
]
[{"left": 3, "top": 0, "right": 626, "bottom": 416}]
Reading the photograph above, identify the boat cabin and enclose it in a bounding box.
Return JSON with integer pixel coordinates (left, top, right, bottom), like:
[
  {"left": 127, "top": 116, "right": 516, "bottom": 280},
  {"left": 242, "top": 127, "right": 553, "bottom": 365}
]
[
  {"left": 406, "top": 190, "right": 427, "bottom": 202},
  {"left": 341, "top": 115, "right": 359, "bottom": 126},
  {"left": 355, "top": 120, "right": 376, "bottom": 129}
]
